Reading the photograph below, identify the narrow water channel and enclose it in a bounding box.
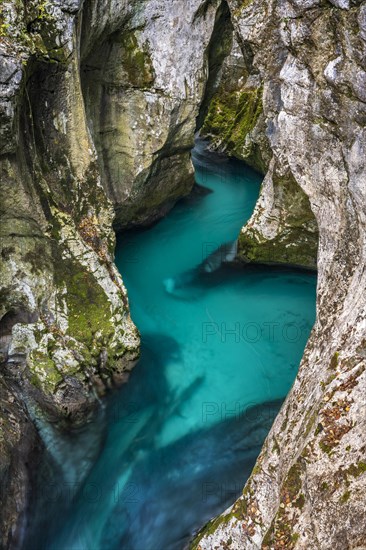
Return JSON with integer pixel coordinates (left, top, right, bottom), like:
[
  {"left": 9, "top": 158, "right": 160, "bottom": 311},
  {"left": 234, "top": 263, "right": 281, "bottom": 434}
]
[{"left": 28, "top": 140, "right": 316, "bottom": 550}]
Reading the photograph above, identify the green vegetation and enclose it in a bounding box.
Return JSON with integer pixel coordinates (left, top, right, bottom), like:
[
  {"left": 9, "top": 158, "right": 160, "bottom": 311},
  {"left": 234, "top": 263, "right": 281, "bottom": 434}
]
[
  {"left": 0, "top": 0, "right": 65, "bottom": 60},
  {"left": 189, "top": 511, "right": 232, "bottom": 548},
  {"left": 55, "top": 258, "right": 114, "bottom": 350},
  {"left": 119, "top": 30, "right": 155, "bottom": 88},
  {"left": 201, "top": 85, "right": 264, "bottom": 172},
  {"left": 330, "top": 351, "right": 339, "bottom": 370},
  {"left": 202, "top": 87, "right": 263, "bottom": 167},
  {"left": 0, "top": 19, "right": 10, "bottom": 38},
  {"left": 28, "top": 350, "right": 63, "bottom": 393},
  {"left": 262, "top": 463, "right": 304, "bottom": 548},
  {"left": 345, "top": 461, "right": 366, "bottom": 478},
  {"left": 339, "top": 490, "right": 351, "bottom": 504}
]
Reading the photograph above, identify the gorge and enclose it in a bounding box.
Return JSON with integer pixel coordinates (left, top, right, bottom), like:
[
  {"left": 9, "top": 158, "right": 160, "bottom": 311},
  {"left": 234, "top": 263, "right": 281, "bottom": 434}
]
[
  {"left": 0, "top": 0, "right": 365, "bottom": 549},
  {"left": 23, "top": 139, "right": 317, "bottom": 549}
]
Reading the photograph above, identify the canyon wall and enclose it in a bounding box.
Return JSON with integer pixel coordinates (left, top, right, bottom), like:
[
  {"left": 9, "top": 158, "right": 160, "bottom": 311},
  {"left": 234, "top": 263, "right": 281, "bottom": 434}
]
[
  {"left": 80, "top": 0, "right": 232, "bottom": 228},
  {"left": 193, "top": 0, "right": 366, "bottom": 548},
  {"left": 0, "top": 1, "right": 139, "bottom": 545}
]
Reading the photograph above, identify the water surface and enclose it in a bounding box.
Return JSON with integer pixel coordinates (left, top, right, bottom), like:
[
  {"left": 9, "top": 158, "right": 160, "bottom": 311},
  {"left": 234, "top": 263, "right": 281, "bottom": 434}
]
[{"left": 29, "top": 140, "right": 316, "bottom": 550}]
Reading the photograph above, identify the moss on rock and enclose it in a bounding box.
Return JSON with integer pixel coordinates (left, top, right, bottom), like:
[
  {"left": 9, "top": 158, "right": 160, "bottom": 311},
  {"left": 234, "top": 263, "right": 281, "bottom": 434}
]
[
  {"left": 28, "top": 350, "right": 63, "bottom": 394},
  {"left": 262, "top": 463, "right": 305, "bottom": 549},
  {"left": 59, "top": 260, "right": 113, "bottom": 348},
  {"left": 202, "top": 86, "right": 264, "bottom": 171},
  {"left": 118, "top": 30, "right": 155, "bottom": 88},
  {"left": 189, "top": 510, "right": 233, "bottom": 548}
]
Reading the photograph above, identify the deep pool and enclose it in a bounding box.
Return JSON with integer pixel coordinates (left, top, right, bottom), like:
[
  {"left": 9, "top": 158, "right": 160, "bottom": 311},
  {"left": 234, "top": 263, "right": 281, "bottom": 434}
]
[{"left": 28, "top": 140, "right": 317, "bottom": 550}]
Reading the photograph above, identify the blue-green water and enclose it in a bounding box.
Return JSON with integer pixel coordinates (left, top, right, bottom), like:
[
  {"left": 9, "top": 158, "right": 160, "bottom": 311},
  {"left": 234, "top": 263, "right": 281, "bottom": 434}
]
[{"left": 29, "top": 141, "right": 316, "bottom": 550}]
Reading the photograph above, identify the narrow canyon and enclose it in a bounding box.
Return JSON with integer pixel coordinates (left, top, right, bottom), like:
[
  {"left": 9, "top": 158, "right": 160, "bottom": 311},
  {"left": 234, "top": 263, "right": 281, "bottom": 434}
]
[{"left": 0, "top": 0, "right": 365, "bottom": 549}]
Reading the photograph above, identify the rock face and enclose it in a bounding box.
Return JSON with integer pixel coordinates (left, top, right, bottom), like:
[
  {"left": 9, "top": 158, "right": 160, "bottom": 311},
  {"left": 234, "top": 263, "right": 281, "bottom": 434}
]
[
  {"left": 80, "top": 0, "right": 231, "bottom": 228},
  {"left": 0, "top": 1, "right": 139, "bottom": 545},
  {"left": 201, "top": 25, "right": 319, "bottom": 269},
  {"left": 192, "top": 1, "right": 366, "bottom": 548}
]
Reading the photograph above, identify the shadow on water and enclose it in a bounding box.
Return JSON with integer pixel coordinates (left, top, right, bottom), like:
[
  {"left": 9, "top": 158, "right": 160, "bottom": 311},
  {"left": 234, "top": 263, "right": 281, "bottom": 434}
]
[
  {"left": 103, "top": 400, "right": 282, "bottom": 550},
  {"left": 163, "top": 240, "right": 238, "bottom": 301},
  {"left": 26, "top": 333, "right": 282, "bottom": 550}
]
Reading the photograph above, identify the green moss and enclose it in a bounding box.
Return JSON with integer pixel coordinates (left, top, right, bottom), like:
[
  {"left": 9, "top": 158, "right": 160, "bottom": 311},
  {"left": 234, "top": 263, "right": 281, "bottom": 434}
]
[
  {"left": 272, "top": 436, "right": 281, "bottom": 454},
  {"left": 319, "top": 440, "right": 332, "bottom": 455},
  {"left": 303, "top": 410, "right": 318, "bottom": 438},
  {"left": 251, "top": 462, "right": 262, "bottom": 477},
  {"left": 58, "top": 260, "right": 114, "bottom": 349},
  {"left": 232, "top": 0, "right": 254, "bottom": 16},
  {"left": 330, "top": 351, "right": 339, "bottom": 370},
  {"left": 286, "top": 464, "right": 302, "bottom": 499},
  {"left": 28, "top": 350, "right": 63, "bottom": 393},
  {"left": 37, "top": 0, "right": 55, "bottom": 22},
  {"left": 262, "top": 463, "right": 304, "bottom": 548},
  {"left": 239, "top": 229, "right": 317, "bottom": 269},
  {"left": 1, "top": 0, "right": 59, "bottom": 57},
  {"left": 325, "top": 372, "right": 337, "bottom": 386},
  {"left": 345, "top": 461, "right": 366, "bottom": 478},
  {"left": 238, "top": 178, "right": 318, "bottom": 268},
  {"left": 202, "top": 87, "right": 264, "bottom": 170},
  {"left": 339, "top": 490, "right": 351, "bottom": 504},
  {"left": 119, "top": 30, "right": 154, "bottom": 88},
  {"left": 294, "top": 493, "right": 305, "bottom": 509},
  {"left": 189, "top": 511, "right": 232, "bottom": 548},
  {"left": 0, "top": 20, "right": 10, "bottom": 38},
  {"left": 262, "top": 523, "right": 275, "bottom": 547},
  {"left": 232, "top": 497, "right": 248, "bottom": 519}
]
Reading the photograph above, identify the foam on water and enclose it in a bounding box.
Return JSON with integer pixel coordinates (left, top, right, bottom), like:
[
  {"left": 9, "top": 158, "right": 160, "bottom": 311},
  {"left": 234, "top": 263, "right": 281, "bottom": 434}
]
[{"left": 27, "top": 139, "right": 317, "bottom": 550}]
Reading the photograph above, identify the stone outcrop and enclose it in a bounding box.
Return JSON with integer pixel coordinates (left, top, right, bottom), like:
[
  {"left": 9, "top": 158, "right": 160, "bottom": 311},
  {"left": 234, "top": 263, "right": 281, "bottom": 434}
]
[
  {"left": 200, "top": 22, "right": 319, "bottom": 269},
  {"left": 192, "top": 0, "right": 366, "bottom": 548},
  {"left": 80, "top": 0, "right": 231, "bottom": 228},
  {"left": 0, "top": 1, "right": 139, "bottom": 545}
]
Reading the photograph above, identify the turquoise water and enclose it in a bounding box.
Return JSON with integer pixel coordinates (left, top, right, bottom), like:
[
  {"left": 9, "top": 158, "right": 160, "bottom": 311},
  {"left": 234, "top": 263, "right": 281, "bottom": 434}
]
[{"left": 28, "top": 140, "right": 316, "bottom": 550}]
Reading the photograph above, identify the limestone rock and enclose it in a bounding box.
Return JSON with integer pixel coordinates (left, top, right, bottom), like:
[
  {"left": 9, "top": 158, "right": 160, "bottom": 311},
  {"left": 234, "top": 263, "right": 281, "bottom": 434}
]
[
  {"left": 0, "top": 0, "right": 235, "bottom": 544},
  {"left": 192, "top": 1, "right": 366, "bottom": 548},
  {"left": 81, "top": 0, "right": 231, "bottom": 228}
]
